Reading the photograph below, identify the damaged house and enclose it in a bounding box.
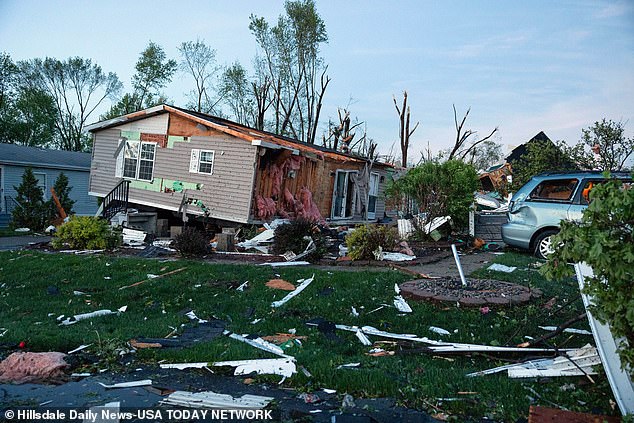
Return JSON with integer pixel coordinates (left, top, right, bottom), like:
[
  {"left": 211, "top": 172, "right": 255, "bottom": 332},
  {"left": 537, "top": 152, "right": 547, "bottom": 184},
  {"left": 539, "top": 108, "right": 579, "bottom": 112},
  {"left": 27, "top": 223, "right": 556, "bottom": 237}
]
[{"left": 86, "top": 105, "right": 392, "bottom": 233}]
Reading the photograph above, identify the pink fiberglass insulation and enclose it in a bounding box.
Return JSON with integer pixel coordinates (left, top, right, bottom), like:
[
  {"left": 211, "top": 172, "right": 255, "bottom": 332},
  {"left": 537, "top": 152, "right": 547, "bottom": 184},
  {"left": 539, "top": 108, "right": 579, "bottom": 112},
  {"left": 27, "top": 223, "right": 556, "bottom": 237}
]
[
  {"left": 268, "top": 155, "right": 306, "bottom": 197},
  {"left": 0, "top": 352, "right": 68, "bottom": 384},
  {"left": 256, "top": 195, "right": 276, "bottom": 221},
  {"left": 297, "top": 187, "right": 324, "bottom": 223}
]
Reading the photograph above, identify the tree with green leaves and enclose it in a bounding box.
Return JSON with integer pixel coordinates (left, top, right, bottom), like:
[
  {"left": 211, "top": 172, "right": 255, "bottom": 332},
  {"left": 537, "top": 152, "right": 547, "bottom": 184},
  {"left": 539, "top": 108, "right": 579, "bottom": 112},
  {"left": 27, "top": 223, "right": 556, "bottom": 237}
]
[
  {"left": 465, "top": 139, "right": 503, "bottom": 172},
  {"left": 48, "top": 172, "right": 75, "bottom": 218},
  {"left": 11, "top": 168, "right": 47, "bottom": 230},
  {"left": 105, "top": 42, "right": 176, "bottom": 118},
  {"left": 220, "top": 62, "right": 256, "bottom": 126},
  {"left": 569, "top": 119, "right": 634, "bottom": 171},
  {"left": 386, "top": 160, "right": 479, "bottom": 234},
  {"left": 509, "top": 139, "right": 578, "bottom": 190},
  {"left": 249, "top": 0, "right": 330, "bottom": 143},
  {"left": 0, "top": 52, "right": 57, "bottom": 147},
  {"left": 178, "top": 39, "right": 221, "bottom": 114},
  {"left": 542, "top": 175, "right": 634, "bottom": 373},
  {"left": 18, "top": 57, "right": 122, "bottom": 151}
]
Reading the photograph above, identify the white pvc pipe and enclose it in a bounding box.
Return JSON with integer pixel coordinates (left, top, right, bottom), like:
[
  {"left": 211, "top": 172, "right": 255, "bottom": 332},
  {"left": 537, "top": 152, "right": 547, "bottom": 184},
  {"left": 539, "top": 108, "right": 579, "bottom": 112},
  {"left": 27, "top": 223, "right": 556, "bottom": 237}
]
[{"left": 451, "top": 244, "right": 468, "bottom": 287}]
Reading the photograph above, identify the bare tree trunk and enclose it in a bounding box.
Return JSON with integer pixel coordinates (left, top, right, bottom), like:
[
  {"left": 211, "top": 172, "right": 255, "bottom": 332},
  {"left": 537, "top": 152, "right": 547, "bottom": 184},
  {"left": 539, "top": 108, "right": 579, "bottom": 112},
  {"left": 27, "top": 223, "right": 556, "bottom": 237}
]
[{"left": 393, "top": 91, "right": 419, "bottom": 167}]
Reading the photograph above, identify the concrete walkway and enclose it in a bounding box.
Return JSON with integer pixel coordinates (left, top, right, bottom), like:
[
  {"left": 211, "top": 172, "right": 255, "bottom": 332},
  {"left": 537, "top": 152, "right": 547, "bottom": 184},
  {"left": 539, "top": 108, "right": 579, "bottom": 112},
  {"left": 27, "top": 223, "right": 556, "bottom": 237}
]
[{"left": 0, "top": 235, "right": 51, "bottom": 251}]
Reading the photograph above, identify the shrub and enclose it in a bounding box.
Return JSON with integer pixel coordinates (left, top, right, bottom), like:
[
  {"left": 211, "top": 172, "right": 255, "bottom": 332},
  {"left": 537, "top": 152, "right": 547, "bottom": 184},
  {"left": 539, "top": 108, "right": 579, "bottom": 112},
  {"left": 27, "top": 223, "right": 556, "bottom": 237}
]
[
  {"left": 52, "top": 216, "right": 121, "bottom": 250},
  {"left": 271, "top": 218, "right": 328, "bottom": 261},
  {"left": 47, "top": 172, "right": 75, "bottom": 219},
  {"left": 11, "top": 167, "right": 47, "bottom": 230},
  {"left": 385, "top": 160, "right": 478, "bottom": 233},
  {"left": 542, "top": 175, "right": 634, "bottom": 373},
  {"left": 173, "top": 227, "right": 209, "bottom": 257},
  {"left": 345, "top": 224, "right": 399, "bottom": 260}
]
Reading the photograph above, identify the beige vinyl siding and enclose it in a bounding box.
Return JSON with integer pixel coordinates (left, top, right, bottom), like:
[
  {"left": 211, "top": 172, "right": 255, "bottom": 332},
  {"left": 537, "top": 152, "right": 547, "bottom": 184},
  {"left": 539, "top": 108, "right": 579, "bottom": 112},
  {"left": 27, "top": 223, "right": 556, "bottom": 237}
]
[
  {"left": 90, "top": 128, "right": 257, "bottom": 223},
  {"left": 90, "top": 128, "right": 122, "bottom": 196},
  {"left": 118, "top": 114, "right": 168, "bottom": 134}
]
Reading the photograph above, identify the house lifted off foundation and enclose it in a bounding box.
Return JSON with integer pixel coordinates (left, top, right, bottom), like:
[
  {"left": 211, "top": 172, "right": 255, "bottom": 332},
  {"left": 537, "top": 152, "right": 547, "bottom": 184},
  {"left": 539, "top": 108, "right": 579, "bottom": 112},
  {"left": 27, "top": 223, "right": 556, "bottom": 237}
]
[{"left": 86, "top": 105, "right": 393, "bottom": 233}]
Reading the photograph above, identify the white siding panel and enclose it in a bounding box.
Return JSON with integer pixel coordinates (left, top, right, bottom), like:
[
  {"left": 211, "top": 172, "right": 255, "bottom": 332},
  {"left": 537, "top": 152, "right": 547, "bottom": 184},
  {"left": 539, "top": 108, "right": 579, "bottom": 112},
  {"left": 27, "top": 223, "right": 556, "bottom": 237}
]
[{"left": 118, "top": 114, "right": 168, "bottom": 134}]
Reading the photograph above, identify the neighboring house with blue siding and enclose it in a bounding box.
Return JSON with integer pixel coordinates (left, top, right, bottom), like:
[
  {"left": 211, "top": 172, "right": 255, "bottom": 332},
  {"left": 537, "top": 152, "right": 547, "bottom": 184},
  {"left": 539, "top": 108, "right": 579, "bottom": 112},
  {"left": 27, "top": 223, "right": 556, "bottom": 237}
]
[{"left": 0, "top": 143, "right": 98, "bottom": 227}]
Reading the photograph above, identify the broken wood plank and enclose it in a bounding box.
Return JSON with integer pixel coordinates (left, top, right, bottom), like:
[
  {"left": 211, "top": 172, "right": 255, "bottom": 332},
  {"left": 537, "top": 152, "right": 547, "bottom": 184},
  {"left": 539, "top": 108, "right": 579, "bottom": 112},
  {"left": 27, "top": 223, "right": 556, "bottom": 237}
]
[{"left": 119, "top": 267, "right": 187, "bottom": 290}]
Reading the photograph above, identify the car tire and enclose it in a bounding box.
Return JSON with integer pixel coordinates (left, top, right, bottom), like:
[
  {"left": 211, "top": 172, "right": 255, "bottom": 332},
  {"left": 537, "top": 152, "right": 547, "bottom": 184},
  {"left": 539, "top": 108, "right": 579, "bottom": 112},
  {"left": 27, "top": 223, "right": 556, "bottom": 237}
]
[{"left": 533, "top": 229, "right": 559, "bottom": 260}]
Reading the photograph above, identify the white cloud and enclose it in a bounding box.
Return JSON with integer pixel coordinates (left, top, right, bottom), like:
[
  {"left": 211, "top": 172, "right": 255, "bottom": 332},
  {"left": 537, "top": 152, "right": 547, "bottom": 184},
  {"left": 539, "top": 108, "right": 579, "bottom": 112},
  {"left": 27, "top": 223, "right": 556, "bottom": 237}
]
[{"left": 595, "top": 1, "right": 632, "bottom": 18}]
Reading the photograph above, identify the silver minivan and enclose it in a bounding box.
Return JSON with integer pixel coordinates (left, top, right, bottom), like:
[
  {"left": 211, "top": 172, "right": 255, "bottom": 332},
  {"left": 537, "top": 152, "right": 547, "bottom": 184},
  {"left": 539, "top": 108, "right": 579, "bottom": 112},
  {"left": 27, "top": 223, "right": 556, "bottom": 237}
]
[{"left": 502, "top": 171, "right": 630, "bottom": 259}]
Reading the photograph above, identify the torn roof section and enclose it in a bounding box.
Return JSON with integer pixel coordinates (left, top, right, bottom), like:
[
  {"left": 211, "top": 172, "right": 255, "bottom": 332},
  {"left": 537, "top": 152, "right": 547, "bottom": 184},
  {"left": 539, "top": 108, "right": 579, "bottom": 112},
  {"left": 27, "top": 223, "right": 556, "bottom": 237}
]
[{"left": 85, "top": 104, "right": 391, "bottom": 167}]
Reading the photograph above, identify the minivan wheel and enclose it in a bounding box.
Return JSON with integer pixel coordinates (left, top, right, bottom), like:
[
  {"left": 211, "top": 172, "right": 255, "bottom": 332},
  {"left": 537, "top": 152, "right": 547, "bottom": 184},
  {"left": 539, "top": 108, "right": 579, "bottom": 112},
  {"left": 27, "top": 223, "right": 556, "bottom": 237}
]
[{"left": 534, "top": 230, "right": 559, "bottom": 260}]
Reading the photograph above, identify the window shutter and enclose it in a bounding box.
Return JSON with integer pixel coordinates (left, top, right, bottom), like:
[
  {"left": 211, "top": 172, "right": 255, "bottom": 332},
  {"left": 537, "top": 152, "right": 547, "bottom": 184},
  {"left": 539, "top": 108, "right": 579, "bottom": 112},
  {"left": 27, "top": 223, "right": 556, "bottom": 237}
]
[
  {"left": 189, "top": 149, "right": 200, "bottom": 173},
  {"left": 115, "top": 139, "right": 124, "bottom": 178}
]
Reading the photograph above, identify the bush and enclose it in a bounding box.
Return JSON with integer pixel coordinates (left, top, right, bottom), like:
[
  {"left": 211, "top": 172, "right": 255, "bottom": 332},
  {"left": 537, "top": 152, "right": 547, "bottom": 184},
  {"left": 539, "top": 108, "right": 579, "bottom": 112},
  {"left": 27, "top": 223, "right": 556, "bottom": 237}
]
[
  {"left": 271, "top": 218, "right": 328, "bottom": 261},
  {"left": 173, "top": 227, "right": 209, "bottom": 257},
  {"left": 385, "top": 160, "right": 478, "bottom": 233},
  {"left": 542, "top": 175, "right": 634, "bottom": 373},
  {"left": 52, "top": 216, "right": 121, "bottom": 250},
  {"left": 345, "top": 224, "right": 399, "bottom": 260},
  {"left": 11, "top": 167, "right": 47, "bottom": 230}
]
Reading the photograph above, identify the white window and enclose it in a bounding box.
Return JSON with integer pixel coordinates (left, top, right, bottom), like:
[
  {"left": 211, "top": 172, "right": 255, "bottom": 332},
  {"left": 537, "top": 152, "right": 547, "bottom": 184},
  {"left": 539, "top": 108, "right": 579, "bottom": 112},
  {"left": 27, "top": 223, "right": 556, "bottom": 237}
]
[
  {"left": 189, "top": 149, "right": 215, "bottom": 175},
  {"left": 34, "top": 173, "right": 47, "bottom": 199},
  {"left": 118, "top": 140, "right": 156, "bottom": 181}
]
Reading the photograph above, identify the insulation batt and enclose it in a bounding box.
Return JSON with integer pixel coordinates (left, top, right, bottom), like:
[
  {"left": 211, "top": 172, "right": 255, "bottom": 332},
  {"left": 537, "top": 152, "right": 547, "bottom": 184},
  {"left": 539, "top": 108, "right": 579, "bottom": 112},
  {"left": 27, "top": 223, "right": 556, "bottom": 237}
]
[{"left": 0, "top": 352, "right": 69, "bottom": 384}]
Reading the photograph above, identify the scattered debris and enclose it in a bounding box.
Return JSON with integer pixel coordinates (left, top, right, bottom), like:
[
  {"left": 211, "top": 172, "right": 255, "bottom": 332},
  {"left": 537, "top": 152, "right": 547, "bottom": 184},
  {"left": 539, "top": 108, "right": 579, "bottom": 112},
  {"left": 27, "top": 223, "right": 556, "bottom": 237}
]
[
  {"left": 260, "top": 261, "right": 310, "bottom": 267},
  {"left": 335, "top": 324, "right": 574, "bottom": 354},
  {"left": 299, "top": 392, "right": 321, "bottom": 404},
  {"left": 355, "top": 328, "right": 372, "bottom": 345},
  {"left": 429, "top": 326, "right": 451, "bottom": 336},
  {"left": 351, "top": 306, "right": 359, "bottom": 317},
  {"left": 0, "top": 352, "right": 68, "bottom": 384},
  {"left": 161, "top": 390, "right": 274, "bottom": 409},
  {"left": 58, "top": 306, "right": 127, "bottom": 326},
  {"left": 236, "top": 281, "right": 248, "bottom": 291},
  {"left": 237, "top": 229, "right": 275, "bottom": 253},
  {"left": 119, "top": 267, "right": 187, "bottom": 290},
  {"left": 467, "top": 345, "right": 600, "bottom": 378},
  {"left": 213, "top": 357, "right": 297, "bottom": 378},
  {"left": 337, "top": 363, "right": 361, "bottom": 369},
  {"left": 538, "top": 326, "right": 592, "bottom": 336},
  {"left": 86, "top": 401, "right": 120, "bottom": 423},
  {"left": 68, "top": 344, "right": 92, "bottom": 354},
  {"left": 342, "top": 394, "right": 356, "bottom": 408},
  {"left": 487, "top": 263, "right": 517, "bottom": 273},
  {"left": 122, "top": 227, "right": 147, "bottom": 246},
  {"left": 261, "top": 333, "right": 307, "bottom": 344},
  {"left": 393, "top": 296, "right": 413, "bottom": 313},
  {"left": 160, "top": 362, "right": 210, "bottom": 370},
  {"left": 185, "top": 310, "right": 208, "bottom": 324},
  {"left": 224, "top": 331, "right": 289, "bottom": 358},
  {"left": 98, "top": 379, "right": 153, "bottom": 389},
  {"left": 271, "top": 274, "right": 315, "bottom": 308},
  {"left": 382, "top": 252, "right": 417, "bottom": 262},
  {"left": 266, "top": 279, "right": 296, "bottom": 291},
  {"left": 14, "top": 227, "right": 31, "bottom": 232}
]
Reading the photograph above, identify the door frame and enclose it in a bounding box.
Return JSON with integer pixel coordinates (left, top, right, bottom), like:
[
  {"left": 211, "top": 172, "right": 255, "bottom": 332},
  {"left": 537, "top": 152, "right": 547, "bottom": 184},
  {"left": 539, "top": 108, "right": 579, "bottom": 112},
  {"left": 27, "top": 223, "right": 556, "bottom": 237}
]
[
  {"left": 330, "top": 170, "right": 357, "bottom": 219},
  {"left": 366, "top": 171, "right": 380, "bottom": 220}
]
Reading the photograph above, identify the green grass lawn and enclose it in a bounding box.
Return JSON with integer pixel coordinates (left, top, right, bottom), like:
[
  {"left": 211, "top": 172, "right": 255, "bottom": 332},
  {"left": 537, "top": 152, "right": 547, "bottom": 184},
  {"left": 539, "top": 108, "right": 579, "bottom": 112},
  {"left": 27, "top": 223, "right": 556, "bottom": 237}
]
[{"left": 0, "top": 250, "right": 618, "bottom": 421}]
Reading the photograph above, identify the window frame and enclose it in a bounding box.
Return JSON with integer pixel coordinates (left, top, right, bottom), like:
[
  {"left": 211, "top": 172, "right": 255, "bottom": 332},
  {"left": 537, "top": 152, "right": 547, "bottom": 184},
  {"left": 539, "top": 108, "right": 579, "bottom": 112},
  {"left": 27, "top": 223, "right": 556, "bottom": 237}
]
[
  {"left": 189, "top": 149, "right": 215, "bottom": 175},
  {"left": 121, "top": 140, "right": 156, "bottom": 182}
]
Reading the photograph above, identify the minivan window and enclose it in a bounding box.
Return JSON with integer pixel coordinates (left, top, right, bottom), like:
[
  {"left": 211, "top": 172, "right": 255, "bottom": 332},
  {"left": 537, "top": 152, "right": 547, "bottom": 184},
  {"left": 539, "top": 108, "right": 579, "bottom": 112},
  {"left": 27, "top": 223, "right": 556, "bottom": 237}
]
[{"left": 530, "top": 179, "right": 578, "bottom": 201}]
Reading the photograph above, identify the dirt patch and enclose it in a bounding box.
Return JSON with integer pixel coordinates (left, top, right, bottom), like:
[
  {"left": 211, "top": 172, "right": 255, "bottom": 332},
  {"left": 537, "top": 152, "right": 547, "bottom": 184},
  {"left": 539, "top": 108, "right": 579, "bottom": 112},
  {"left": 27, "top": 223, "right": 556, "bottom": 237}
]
[{"left": 400, "top": 278, "right": 543, "bottom": 307}]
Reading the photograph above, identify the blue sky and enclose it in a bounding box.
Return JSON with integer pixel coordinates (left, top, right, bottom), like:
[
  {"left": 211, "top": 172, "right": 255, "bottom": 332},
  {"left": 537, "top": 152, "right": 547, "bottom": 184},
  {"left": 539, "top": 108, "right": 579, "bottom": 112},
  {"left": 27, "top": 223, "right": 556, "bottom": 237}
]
[{"left": 1, "top": 0, "right": 633, "bottom": 160}]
